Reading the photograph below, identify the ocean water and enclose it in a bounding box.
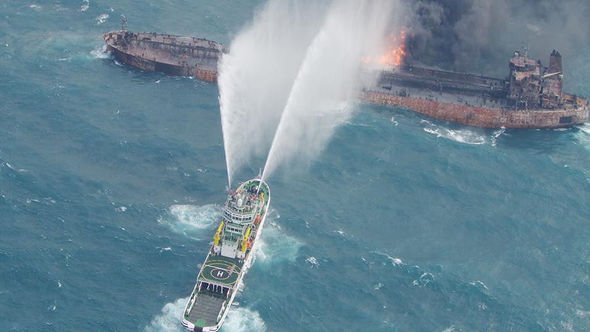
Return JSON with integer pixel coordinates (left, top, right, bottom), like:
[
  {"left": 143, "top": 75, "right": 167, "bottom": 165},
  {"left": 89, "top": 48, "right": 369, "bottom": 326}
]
[{"left": 2, "top": 1, "right": 590, "bottom": 331}]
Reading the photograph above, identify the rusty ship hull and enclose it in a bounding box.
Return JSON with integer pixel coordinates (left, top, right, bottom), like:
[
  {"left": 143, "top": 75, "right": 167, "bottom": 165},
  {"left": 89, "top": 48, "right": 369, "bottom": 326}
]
[
  {"left": 103, "top": 31, "right": 589, "bottom": 129},
  {"left": 103, "top": 31, "right": 223, "bottom": 82},
  {"left": 363, "top": 62, "right": 589, "bottom": 128},
  {"left": 362, "top": 91, "right": 588, "bottom": 129}
]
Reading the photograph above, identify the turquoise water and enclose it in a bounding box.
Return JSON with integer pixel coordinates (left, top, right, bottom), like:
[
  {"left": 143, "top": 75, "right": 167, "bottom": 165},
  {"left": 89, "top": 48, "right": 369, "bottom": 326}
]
[{"left": 2, "top": 1, "right": 590, "bottom": 331}]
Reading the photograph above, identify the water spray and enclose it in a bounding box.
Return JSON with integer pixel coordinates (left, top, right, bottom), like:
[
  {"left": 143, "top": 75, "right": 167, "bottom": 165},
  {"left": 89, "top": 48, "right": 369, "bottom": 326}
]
[
  {"left": 218, "top": 0, "right": 325, "bottom": 184},
  {"left": 262, "top": 0, "right": 396, "bottom": 180},
  {"left": 220, "top": 0, "right": 400, "bottom": 183}
]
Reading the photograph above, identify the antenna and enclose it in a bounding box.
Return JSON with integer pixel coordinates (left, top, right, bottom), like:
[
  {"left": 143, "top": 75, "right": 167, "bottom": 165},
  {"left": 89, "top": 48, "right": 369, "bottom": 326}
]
[
  {"left": 120, "top": 15, "right": 128, "bottom": 31},
  {"left": 255, "top": 170, "right": 263, "bottom": 195},
  {"left": 523, "top": 43, "right": 529, "bottom": 58}
]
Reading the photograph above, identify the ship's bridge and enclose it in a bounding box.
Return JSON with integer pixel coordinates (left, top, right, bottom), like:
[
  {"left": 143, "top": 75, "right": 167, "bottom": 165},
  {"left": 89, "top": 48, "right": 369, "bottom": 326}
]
[
  {"left": 217, "top": 189, "right": 261, "bottom": 258},
  {"left": 222, "top": 191, "right": 258, "bottom": 225}
]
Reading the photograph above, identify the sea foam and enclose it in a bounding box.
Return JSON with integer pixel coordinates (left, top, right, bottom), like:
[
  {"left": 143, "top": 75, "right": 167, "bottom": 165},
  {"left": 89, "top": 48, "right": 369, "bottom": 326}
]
[
  {"left": 95, "top": 13, "right": 109, "bottom": 25},
  {"left": 145, "top": 298, "right": 266, "bottom": 332},
  {"left": 223, "top": 307, "right": 266, "bottom": 332},
  {"left": 371, "top": 250, "right": 404, "bottom": 266},
  {"left": 144, "top": 297, "right": 187, "bottom": 332},
  {"left": 255, "top": 219, "right": 302, "bottom": 266},
  {"left": 422, "top": 121, "right": 487, "bottom": 145},
  {"left": 90, "top": 45, "right": 110, "bottom": 59},
  {"left": 158, "top": 204, "right": 221, "bottom": 240},
  {"left": 80, "top": 0, "right": 89, "bottom": 12},
  {"left": 576, "top": 123, "right": 590, "bottom": 150}
]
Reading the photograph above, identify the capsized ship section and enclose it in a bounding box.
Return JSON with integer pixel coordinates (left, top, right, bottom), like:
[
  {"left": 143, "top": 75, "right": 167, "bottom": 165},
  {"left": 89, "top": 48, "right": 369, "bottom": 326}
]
[
  {"left": 182, "top": 179, "right": 270, "bottom": 332},
  {"left": 103, "top": 30, "right": 223, "bottom": 82}
]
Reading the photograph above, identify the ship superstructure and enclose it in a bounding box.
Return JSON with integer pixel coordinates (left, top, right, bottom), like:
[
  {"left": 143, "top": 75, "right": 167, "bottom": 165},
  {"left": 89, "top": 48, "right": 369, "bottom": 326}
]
[
  {"left": 363, "top": 50, "right": 589, "bottom": 128},
  {"left": 182, "top": 179, "right": 270, "bottom": 332}
]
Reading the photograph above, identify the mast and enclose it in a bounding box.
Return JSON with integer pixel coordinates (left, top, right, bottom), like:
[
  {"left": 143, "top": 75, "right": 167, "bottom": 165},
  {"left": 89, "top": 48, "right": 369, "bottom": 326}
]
[{"left": 120, "top": 15, "right": 128, "bottom": 32}]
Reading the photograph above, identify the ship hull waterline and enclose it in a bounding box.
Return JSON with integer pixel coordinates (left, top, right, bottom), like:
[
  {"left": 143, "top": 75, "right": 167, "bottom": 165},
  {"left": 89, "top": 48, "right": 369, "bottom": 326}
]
[{"left": 362, "top": 91, "right": 590, "bottom": 129}]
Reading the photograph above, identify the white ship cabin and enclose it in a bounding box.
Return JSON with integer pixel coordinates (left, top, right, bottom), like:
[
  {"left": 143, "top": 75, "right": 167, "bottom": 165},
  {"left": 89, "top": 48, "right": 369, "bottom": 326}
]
[{"left": 214, "top": 187, "right": 261, "bottom": 260}]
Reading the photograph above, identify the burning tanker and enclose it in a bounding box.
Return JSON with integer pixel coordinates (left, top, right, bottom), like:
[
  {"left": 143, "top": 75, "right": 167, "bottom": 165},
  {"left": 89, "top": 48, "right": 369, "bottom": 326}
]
[{"left": 103, "top": 27, "right": 588, "bottom": 129}]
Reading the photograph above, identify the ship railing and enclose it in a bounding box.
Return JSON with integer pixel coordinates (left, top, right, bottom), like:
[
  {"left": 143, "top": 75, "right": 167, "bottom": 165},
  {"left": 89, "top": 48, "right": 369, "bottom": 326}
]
[
  {"left": 217, "top": 301, "right": 227, "bottom": 322},
  {"left": 185, "top": 292, "right": 198, "bottom": 317},
  {"left": 131, "top": 33, "right": 222, "bottom": 50},
  {"left": 135, "top": 39, "right": 221, "bottom": 55},
  {"left": 222, "top": 209, "right": 255, "bottom": 223}
]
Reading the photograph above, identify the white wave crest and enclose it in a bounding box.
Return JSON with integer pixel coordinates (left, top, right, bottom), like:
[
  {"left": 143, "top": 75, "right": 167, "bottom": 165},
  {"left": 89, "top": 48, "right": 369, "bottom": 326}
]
[
  {"left": 3, "top": 161, "right": 28, "bottom": 173},
  {"left": 469, "top": 280, "right": 489, "bottom": 291},
  {"left": 442, "top": 325, "right": 457, "bottom": 332},
  {"left": 490, "top": 127, "right": 506, "bottom": 147},
  {"left": 576, "top": 123, "right": 590, "bottom": 150},
  {"left": 577, "top": 309, "right": 590, "bottom": 318},
  {"left": 412, "top": 272, "right": 435, "bottom": 287},
  {"left": 144, "top": 297, "right": 187, "bottom": 332},
  {"left": 145, "top": 298, "right": 265, "bottom": 332},
  {"left": 95, "top": 13, "right": 109, "bottom": 25},
  {"left": 371, "top": 250, "right": 404, "bottom": 266},
  {"left": 90, "top": 45, "right": 110, "bottom": 59},
  {"left": 158, "top": 204, "right": 221, "bottom": 240},
  {"left": 423, "top": 122, "right": 487, "bottom": 145},
  {"left": 223, "top": 307, "right": 266, "bottom": 332},
  {"left": 390, "top": 257, "right": 403, "bottom": 266},
  {"left": 80, "top": 0, "right": 89, "bottom": 12},
  {"left": 305, "top": 256, "right": 319, "bottom": 268}
]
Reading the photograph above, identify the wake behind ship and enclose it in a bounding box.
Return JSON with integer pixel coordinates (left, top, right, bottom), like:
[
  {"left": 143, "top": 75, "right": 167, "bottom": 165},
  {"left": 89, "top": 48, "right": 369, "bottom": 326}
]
[{"left": 182, "top": 179, "right": 270, "bottom": 332}]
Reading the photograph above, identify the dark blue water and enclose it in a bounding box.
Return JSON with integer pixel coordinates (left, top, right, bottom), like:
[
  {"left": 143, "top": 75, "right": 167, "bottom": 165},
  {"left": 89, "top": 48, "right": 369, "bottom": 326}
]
[{"left": 2, "top": 1, "right": 590, "bottom": 331}]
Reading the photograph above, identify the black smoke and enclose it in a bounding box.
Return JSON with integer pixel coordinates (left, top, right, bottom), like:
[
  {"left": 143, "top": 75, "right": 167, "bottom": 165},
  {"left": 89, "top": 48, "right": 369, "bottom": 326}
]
[{"left": 404, "top": 0, "right": 590, "bottom": 77}]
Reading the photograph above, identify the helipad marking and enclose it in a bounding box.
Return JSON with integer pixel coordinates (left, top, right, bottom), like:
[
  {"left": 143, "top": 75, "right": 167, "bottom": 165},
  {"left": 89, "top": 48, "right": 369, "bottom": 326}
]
[{"left": 210, "top": 268, "right": 231, "bottom": 280}]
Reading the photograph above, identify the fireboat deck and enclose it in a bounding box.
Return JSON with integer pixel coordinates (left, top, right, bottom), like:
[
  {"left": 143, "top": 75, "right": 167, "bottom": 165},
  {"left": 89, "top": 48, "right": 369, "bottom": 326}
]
[
  {"left": 185, "top": 292, "right": 225, "bottom": 329},
  {"left": 198, "top": 255, "right": 243, "bottom": 288}
]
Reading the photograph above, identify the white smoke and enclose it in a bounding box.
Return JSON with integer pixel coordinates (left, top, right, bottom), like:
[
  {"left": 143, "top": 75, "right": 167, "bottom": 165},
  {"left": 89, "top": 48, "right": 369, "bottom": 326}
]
[
  {"left": 218, "top": 0, "right": 326, "bottom": 185},
  {"left": 262, "top": 0, "right": 399, "bottom": 179}
]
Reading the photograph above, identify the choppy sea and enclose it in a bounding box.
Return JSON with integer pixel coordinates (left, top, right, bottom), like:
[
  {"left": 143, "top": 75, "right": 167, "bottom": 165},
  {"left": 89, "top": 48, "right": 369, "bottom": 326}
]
[{"left": 2, "top": 1, "right": 590, "bottom": 331}]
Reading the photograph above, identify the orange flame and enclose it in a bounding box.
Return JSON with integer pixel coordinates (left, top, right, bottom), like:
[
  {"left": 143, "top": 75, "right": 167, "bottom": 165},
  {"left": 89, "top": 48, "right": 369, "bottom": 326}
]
[
  {"left": 379, "top": 30, "right": 407, "bottom": 67},
  {"left": 362, "top": 30, "right": 407, "bottom": 68}
]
